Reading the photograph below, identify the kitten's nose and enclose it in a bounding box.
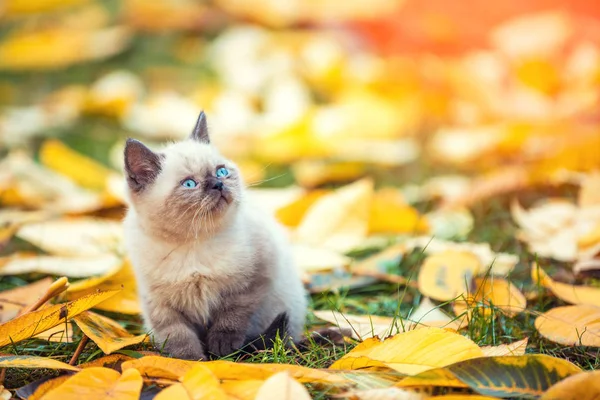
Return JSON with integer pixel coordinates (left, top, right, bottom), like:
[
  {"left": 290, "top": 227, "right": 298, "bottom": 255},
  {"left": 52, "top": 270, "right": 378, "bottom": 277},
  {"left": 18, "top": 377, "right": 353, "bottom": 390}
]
[{"left": 212, "top": 180, "right": 224, "bottom": 191}]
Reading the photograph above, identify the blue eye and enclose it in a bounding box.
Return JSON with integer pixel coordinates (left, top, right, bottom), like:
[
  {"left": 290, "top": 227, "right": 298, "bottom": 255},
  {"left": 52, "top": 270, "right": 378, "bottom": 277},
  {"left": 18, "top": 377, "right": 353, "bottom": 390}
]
[
  {"left": 182, "top": 179, "right": 197, "bottom": 189},
  {"left": 216, "top": 167, "right": 229, "bottom": 178}
]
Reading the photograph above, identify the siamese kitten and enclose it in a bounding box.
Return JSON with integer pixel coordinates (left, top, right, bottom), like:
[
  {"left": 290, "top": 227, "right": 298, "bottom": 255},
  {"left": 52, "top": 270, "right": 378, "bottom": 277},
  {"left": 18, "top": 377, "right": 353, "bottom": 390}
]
[{"left": 123, "top": 112, "right": 307, "bottom": 360}]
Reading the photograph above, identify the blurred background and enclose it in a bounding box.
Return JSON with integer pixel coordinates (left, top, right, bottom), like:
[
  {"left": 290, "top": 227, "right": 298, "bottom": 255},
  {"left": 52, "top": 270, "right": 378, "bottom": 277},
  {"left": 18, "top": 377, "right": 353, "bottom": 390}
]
[{"left": 1, "top": 0, "right": 600, "bottom": 197}]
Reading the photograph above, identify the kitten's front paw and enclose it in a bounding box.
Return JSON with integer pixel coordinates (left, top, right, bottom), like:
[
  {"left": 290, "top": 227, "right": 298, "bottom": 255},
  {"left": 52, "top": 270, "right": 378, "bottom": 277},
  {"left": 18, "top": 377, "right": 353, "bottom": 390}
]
[
  {"left": 158, "top": 337, "right": 207, "bottom": 361},
  {"left": 207, "top": 329, "right": 245, "bottom": 357}
]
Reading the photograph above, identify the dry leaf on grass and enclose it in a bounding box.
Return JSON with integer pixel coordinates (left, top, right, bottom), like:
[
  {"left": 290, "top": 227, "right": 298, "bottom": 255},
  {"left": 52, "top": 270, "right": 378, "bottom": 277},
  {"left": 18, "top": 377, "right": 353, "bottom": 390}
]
[
  {"left": 0, "top": 355, "right": 79, "bottom": 371},
  {"left": 0, "top": 253, "right": 122, "bottom": 278},
  {"left": 155, "top": 364, "right": 228, "bottom": 400},
  {"left": 0, "top": 289, "right": 119, "bottom": 347},
  {"left": 532, "top": 264, "right": 600, "bottom": 307},
  {"left": 16, "top": 217, "right": 123, "bottom": 257},
  {"left": 15, "top": 374, "right": 73, "bottom": 400},
  {"left": 73, "top": 311, "right": 147, "bottom": 354},
  {"left": 418, "top": 251, "right": 481, "bottom": 301},
  {"left": 330, "top": 327, "right": 483, "bottom": 375},
  {"left": 295, "top": 178, "right": 373, "bottom": 253},
  {"left": 446, "top": 355, "right": 581, "bottom": 398},
  {"left": 481, "top": 338, "right": 528, "bottom": 357},
  {"left": 254, "top": 371, "right": 312, "bottom": 400},
  {"left": 34, "top": 323, "right": 74, "bottom": 343},
  {"left": 42, "top": 367, "right": 143, "bottom": 400},
  {"left": 0, "top": 277, "right": 52, "bottom": 322},
  {"left": 340, "top": 387, "right": 425, "bottom": 400},
  {"left": 535, "top": 304, "right": 600, "bottom": 347},
  {"left": 220, "top": 380, "right": 264, "bottom": 400},
  {"left": 454, "top": 277, "right": 527, "bottom": 317},
  {"left": 541, "top": 370, "right": 600, "bottom": 400},
  {"left": 67, "top": 261, "right": 141, "bottom": 314}
]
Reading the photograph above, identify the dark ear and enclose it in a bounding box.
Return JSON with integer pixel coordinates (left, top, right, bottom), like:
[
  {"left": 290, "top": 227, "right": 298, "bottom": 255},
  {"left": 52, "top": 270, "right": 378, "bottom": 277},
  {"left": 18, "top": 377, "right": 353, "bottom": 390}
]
[
  {"left": 190, "top": 111, "right": 209, "bottom": 143},
  {"left": 124, "top": 138, "right": 162, "bottom": 192}
]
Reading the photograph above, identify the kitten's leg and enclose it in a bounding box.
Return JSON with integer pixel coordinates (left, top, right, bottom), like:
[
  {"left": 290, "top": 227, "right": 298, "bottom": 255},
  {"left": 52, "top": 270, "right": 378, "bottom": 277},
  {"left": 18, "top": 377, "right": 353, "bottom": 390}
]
[
  {"left": 206, "top": 279, "right": 268, "bottom": 357},
  {"left": 148, "top": 302, "right": 206, "bottom": 360}
]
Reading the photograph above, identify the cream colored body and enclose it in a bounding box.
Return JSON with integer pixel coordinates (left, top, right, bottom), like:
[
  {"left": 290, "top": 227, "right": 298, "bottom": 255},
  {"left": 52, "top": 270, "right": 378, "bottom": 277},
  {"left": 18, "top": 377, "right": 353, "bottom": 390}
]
[{"left": 123, "top": 138, "right": 306, "bottom": 356}]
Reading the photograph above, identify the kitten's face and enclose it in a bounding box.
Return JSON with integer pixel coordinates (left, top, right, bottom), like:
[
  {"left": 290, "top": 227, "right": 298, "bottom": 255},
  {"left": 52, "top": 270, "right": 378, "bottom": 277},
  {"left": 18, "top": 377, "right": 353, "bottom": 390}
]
[{"left": 124, "top": 112, "right": 243, "bottom": 241}]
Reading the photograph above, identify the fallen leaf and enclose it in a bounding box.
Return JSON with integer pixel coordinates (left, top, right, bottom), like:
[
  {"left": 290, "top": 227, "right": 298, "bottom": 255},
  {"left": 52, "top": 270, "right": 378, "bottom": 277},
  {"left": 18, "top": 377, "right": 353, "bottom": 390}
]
[
  {"left": 454, "top": 277, "right": 527, "bottom": 317},
  {"left": 73, "top": 311, "right": 147, "bottom": 354},
  {"left": 425, "top": 208, "right": 474, "bottom": 240},
  {"left": 369, "top": 188, "right": 428, "bottom": 235},
  {"left": 535, "top": 304, "right": 600, "bottom": 347},
  {"left": 578, "top": 172, "right": 600, "bottom": 207},
  {"left": 34, "top": 322, "right": 74, "bottom": 343},
  {"left": 404, "top": 237, "right": 518, "bottom": 276},
  {"left": 122, "top": 356, "right": 345, "bottom": 384},
  {"left": 330, "top": 327, "right": 483, "bottom": 375},
  {"left": 532, "top": 265, "right": 600, "bottom": 307},
  {"left": 0, "top": 278, "right": 52, "bottom": 322},
  {"left": 541, "top": 370, "right": 600, "bottom": 400},
  {"left": 418, "top": 251, "right": 481, "bottom": 301},
  {"left": 481, "top": 338, "right": 528, "bottom": 357},
  {"left": 0, "top": 26, "right": 131, "bottom": 70},
  {"left": 220, "top": 380, "right": 264, "bottom": 400},
  {"left": 15, "top": 374, "right": 73, "bottom": 400},
  {"left": 351, "top": 244, "right": 412, "bottom": 285},
  {"left": 155, "top": 364, "right": 228, "bottom": 400},
  {"left": 0, "top": 355, "right": 79, "bottom": 371},
  {"left": 313, "top": 310, "right": 402, "bottom": 340},
  {"left": 292, "top": 161, "right": 367, "bottom": 188},
  {"left": 292, "top": 244, "right": 351, "bottom": 273},
  {"left": 396, "top": 367, "right": 468, "bottom": 390},
  {"left": 42, "top": 367, "right": 143, "bottom": 400},
  {"left": 276, "top": 190, "right": 329, "bottom": 227},
  {"left": 0, "top": 289, "right": 119, "bottom": 347},
  {"left": 78, "top": 354, "right": 134, "bottom": 369},
  {"left": 67, "top": 261, "right": 141, "bottom": 314},
  {"left": 16, "top": 217, "right": 123, "bottom": 257},
  {"left": 39, "top": 140, "right": 115, "bottom": 192},
  {"left": 0, "top": 253, "right": 122, "bottom": 278},
  {"left": 295, "top": 178, "right": 373, "bottom": 252},
  {"left": 254, "top": 371, "right": 311, "bottom": 400},
  {"left": 447, "top": 355, "right": 581, "bottom": 398}
]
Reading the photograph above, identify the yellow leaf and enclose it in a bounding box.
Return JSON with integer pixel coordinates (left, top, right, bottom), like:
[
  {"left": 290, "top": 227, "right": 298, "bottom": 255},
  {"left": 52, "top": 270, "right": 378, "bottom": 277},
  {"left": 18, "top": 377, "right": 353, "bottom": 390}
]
[
  {"left": 369, "top": 189, "right": 428, "bottom": 234},
  {"left": 42, "top": 367, "right": 143, "bottom": 400},
  {"left": 221, "top": 380, "right": 264, "bottom": 400},
  {"left": 0, "top": 253, "right": 121, "bottom": 278},
  {"left": 0, "top": 355, "right": 79, "bottom": 371},
  {"left": 330, "top": 327, "right": 483, "bottom": 375},
  {"left": 0, "top": 152, "right": 104, "bottom": 213},
  {"left": 541, "top": 370, "right": 600, "bottom": 400},
  {"left": 78, "top": 354, "right": 134, "bottom": 369},
  {"left": 155, "top": 364, "right": 228, "bottom": 400},
  {"left": 122, "top": 357, "right": 344, "bottom": 384},
  {"left": 67, "top": 261, "right": 141, "bottom": 314},
  {"left": 276, "top": 190, "right": 329, "bottom": 227},
  {"left": 447, "top": 355, "right": 581, "bottom": 398},
  {"left": 578, "top": 172, "right": 600, "bottom": 207},
  {"left": 296, "top": 178, "right": 373, "bottom": 252},
  {"left": 0, "top": 278, "right": 52, "bottom": 322},
  {"left": 532, "top": 265, "right": 600, "bottom": 307},
  {"left": 73, "top": 311, "right": 147, "bottom": 354},
  {"left": 481, "top": 338, "right": 528, "bottom": 357},
  {"left": 4, "top": 0, "right": 90, "bottom": 16},
  {"left": 16, "top": 217, "right": 123, "bottom": 257},
  {"left": 17, "top": 375, "right": 72, "bottom": 400},
  {"left": 535, "top": 304, "right": 600, "bottom": 347},
  {"left": 418, "top": 251, "right": 481, "bottom": 301},
  {"left": 0, "top": 27, "right": 131, "bottom": 70},
  {"left": 397, "top": 367, "right": 468, "bottom": 389},
  {"left": 121, "top": 356, "right": 195, "bottom": 381},
  {"left": 454, "top": 277, "right": 527, "bottom": 317},
  {"left": 255, "top": 372, "right": 311, "bottom": 400},
  {"left": 341, "top": 387, "right": 426, "bottom": 399},
  {"left": 0, "top": 289, "right": 119, "bottom": 347},
  {"left": 39, "top": 140, "right": 113, "bottom": 191},
  {"left": 292, "top": 161, "right": 366, "bottom": 188},
  {"left": 34, "top": 322, "right": 74, "bottom": 343}
]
